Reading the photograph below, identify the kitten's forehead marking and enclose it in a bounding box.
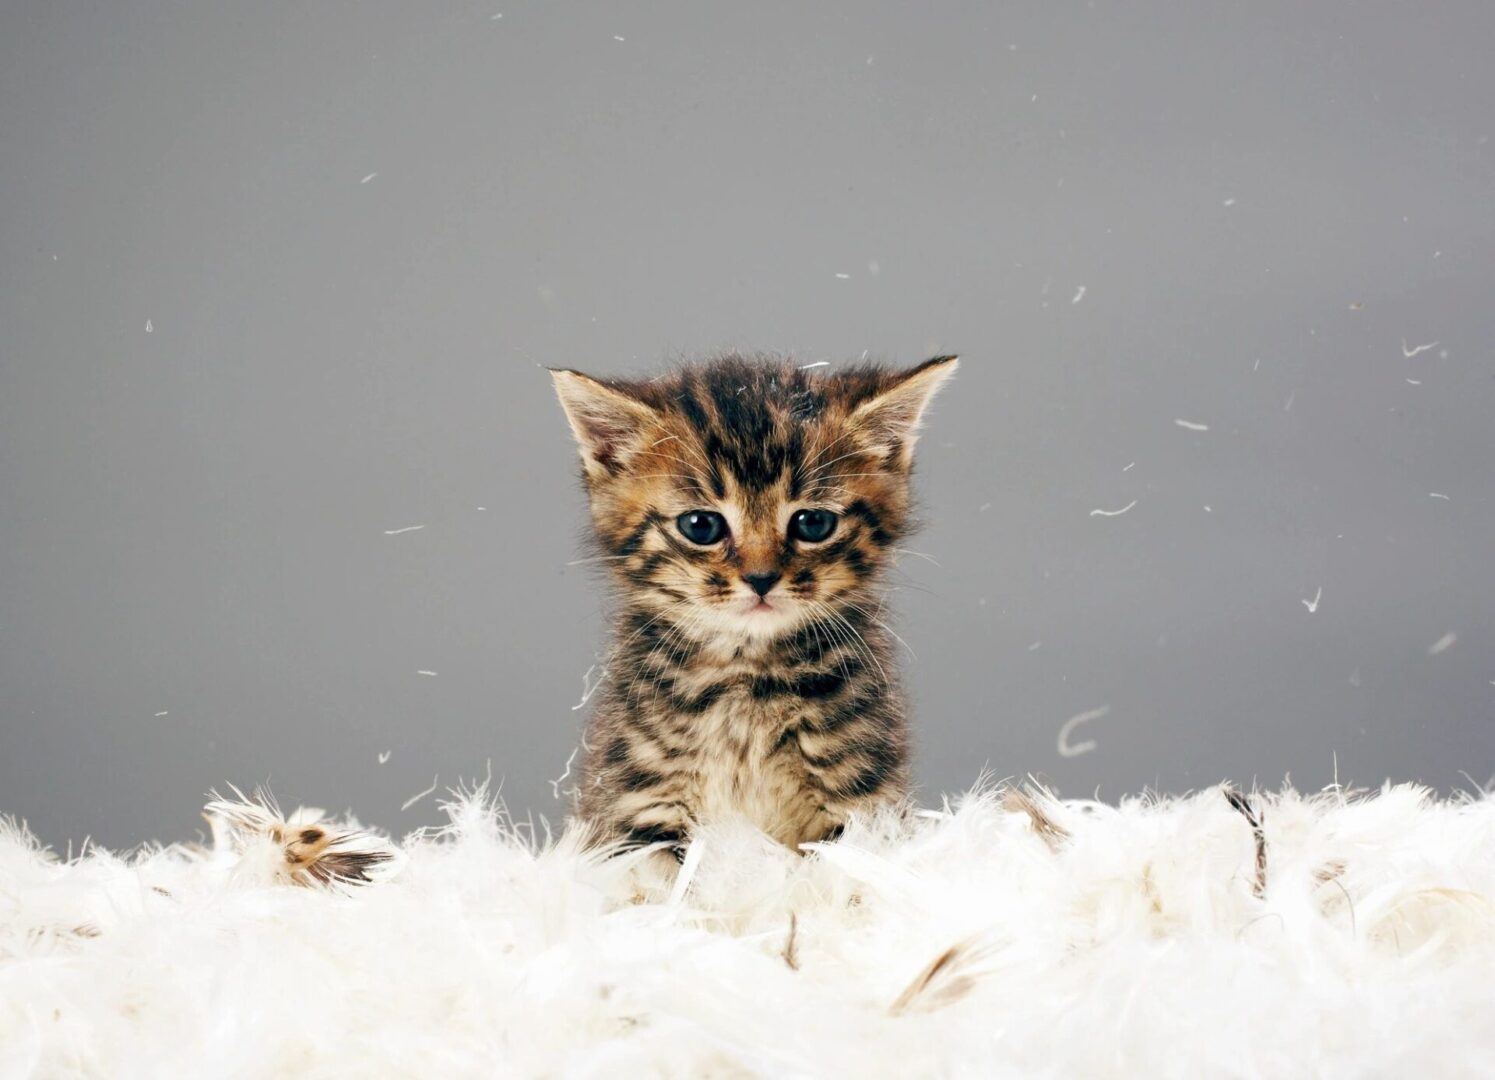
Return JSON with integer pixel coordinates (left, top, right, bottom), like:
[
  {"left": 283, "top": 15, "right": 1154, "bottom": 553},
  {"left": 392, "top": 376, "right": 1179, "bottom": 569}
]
[
  {"left": 667, "top": 366, "right": 833, "bottom": 496},
  {"left": 712, "top": 470, "right": 794, "bottom": 539}
]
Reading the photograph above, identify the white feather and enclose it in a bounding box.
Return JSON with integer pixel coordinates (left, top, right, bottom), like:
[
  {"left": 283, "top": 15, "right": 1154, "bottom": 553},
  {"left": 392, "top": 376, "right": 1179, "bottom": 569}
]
[{"left": 1, "top": 781, "right": 1492, "bottom": 1075}]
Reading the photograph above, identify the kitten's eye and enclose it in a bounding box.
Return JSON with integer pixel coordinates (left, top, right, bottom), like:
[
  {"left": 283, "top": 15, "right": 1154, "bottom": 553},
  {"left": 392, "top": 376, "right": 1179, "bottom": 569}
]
[
  {"left": 788, "top": 508, "right": 837, "bottom": 543},
  {"left": 676, "top": 510, "right": 727, "bottom": 545}
]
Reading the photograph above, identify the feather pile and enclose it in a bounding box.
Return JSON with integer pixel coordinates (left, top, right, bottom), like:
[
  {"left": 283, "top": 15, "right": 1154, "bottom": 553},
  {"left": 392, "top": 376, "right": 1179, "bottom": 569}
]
[{"left": 2, "top": 779, "right": 1494, "bottom": 1076}]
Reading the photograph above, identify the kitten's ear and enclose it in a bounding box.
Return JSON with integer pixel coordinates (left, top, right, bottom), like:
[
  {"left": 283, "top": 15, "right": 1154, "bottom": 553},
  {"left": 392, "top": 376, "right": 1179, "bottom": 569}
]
[
  {"left": 549, "top": 369, "right": 658, "bottom": 478},
  {"left": 850, "top": 355, "right": 959, "bottom": 466}
]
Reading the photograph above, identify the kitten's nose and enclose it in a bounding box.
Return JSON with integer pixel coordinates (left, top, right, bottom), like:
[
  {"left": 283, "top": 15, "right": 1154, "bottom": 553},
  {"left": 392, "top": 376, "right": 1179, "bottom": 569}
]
[{"left": 743, "top": 571, "right": 782, "bottom": 598}]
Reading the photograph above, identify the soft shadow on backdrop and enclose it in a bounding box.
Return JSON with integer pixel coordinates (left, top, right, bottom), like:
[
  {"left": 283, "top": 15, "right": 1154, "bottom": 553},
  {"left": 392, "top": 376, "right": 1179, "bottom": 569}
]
[{"left": 2, "top": 2, "right": 1491, "bottom": 848}]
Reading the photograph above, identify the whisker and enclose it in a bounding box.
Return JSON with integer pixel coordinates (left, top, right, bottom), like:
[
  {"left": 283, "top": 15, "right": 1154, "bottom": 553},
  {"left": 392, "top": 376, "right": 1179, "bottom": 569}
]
[
  {"left": 806, "top": 616, "right": 853, "bottom": 689},
  {"left": 805, "top": 446, "right": 875, "bottom": 480},
  {"left": 803, "top": 428, "right": 857, "bottom": 470},
  {"left": 839, "top": 598, "right": 918, "bottom": 662},
  {"left": 810, "top": 600, "right": 888, "bottom": 687},
  {"left": 835, "top": 608, "right": 890, "bottom": 686},
  {"left": 612, "top": 602, "right": 688, "bottom": 658},
  {"left": 653, "top": 439, "right": 713, "bottom": 475},
  {"left": 805, "top": 601, "right": 857, "bottom": 676},
  {"left": 892, "top": 547, "right": 941, "bottom": 567},
  {"left": 624, "top": 608, "right": 691, "bottom": 706},
  {"left": 639, "top": 606, "right": 711, "bottom": 711}
]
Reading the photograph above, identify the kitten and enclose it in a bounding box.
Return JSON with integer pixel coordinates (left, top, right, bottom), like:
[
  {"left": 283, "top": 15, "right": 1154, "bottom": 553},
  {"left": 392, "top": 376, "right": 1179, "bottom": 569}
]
[{"left": 550, "top": 353, "right": 957, "bottom": 852}]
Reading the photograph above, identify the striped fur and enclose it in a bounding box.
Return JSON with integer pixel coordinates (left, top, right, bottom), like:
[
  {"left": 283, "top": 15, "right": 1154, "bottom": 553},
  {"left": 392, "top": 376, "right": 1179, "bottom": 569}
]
[{"left": 551, "top": 354, "right": 957, "bottom": 851}]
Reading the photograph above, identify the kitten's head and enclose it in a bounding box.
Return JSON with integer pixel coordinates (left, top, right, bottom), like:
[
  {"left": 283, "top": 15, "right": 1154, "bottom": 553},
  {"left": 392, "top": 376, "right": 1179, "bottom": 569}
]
[{"left": 551, "top": 354, "right": 957, "bottom": 644}]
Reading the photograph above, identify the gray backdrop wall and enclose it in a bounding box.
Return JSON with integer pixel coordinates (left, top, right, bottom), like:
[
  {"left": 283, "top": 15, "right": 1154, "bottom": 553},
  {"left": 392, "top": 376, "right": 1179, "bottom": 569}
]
[{"left": 2, "top": 1, "right": 1491, "bottom": 850}]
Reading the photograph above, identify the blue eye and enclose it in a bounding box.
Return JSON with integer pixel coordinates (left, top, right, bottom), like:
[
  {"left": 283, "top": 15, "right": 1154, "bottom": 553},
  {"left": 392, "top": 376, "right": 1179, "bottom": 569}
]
[
  {"left": 677, "top": 511, "right": 728, "bottom": 545},
  {"left": 788, "top": 508, "right": 837, "bottom": 543}
]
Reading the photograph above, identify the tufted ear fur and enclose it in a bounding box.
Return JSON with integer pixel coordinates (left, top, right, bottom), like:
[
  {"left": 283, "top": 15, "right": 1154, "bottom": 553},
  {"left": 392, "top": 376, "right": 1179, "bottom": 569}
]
[
  {"left": 849, "top": 355, "right": 959, "bottom": 466},
  {"left": 550, "top": 369, "right": 659, "bottom": 480}
]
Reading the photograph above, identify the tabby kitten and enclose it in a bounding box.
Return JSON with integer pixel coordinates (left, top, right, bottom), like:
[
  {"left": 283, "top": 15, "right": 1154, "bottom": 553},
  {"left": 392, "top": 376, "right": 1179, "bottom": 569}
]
[{"left": 550, "top": 354, "right": 957, "bottom": 852}]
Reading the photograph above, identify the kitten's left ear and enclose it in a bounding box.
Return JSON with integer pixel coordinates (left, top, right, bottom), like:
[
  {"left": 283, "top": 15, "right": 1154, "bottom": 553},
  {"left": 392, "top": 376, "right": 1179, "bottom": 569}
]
[
  {"left": 851, "top": 355, "right": 959, "bottom": 466},
  {"left": 550, "top": 369, "right": 659, "bottom": 480}
]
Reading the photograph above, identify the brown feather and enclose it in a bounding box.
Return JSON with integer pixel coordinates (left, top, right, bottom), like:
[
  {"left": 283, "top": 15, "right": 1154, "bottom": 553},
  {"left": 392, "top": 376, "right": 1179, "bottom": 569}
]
[
  {"left": 204, "top": 786, "right": 398, "bottom": 890},
  {"left": 889, "top": 936, "right": 991, "bottom": 1016},
  {"left": 1222, "top": 785, "right": 1268, "bottom": 898},
  {"left": 1003, "top": 783, "right": 1071, "bottom": 850}
]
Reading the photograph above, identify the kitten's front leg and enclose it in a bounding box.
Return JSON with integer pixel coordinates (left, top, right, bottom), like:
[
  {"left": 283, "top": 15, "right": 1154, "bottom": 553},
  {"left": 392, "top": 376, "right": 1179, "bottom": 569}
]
[
  {"left": 789, "top": 712, "right": 909, "bottom": 848},
  {"left": 589, "top": 787, "right": 695, "bottom": 861},
  {"left": 621, "top": 820, "right": 690, "bottom": 863},
  {"left": 814, "top": 820, "right": 846, "bottom": 844}
]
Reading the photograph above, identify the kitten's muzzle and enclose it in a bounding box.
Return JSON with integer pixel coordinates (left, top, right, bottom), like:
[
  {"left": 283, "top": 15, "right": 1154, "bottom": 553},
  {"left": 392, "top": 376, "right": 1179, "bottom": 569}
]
[{"left": 743, "top": 571, "right": 782, "bottom": 598}]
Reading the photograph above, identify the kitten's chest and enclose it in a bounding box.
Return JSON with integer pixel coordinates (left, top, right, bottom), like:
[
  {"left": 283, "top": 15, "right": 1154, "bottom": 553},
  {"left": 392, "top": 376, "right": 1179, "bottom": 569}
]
[{"left": 682, "top": 681, "right": 817, "bottom": 840}]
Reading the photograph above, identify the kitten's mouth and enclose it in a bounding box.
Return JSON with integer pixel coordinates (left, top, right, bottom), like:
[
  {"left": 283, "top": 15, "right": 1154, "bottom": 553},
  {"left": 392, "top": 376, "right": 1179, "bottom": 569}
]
[
  {"left": 736, "top": 594, "right": 786, "bottom": 617},
  {"left": 719, "top": 594, "right": 802, "bottom": 639}
]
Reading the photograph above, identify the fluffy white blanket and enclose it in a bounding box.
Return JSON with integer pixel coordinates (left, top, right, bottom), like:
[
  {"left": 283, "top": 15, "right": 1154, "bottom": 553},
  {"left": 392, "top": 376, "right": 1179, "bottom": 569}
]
[{"left": 2, "top": 780, "right": 1493, "bottom": 1078}]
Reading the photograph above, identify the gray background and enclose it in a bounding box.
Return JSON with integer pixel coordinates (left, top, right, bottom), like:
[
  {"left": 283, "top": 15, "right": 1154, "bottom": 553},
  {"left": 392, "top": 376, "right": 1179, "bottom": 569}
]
[{"left": 2, "top": 2, "right": 1491, "bottom": 851}]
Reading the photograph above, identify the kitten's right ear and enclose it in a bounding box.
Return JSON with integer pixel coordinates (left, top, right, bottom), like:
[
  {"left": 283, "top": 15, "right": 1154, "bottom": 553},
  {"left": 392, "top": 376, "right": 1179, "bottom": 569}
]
[{"left": 549, "top": 369, "right": 658, "bottom": 479}]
